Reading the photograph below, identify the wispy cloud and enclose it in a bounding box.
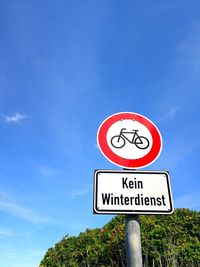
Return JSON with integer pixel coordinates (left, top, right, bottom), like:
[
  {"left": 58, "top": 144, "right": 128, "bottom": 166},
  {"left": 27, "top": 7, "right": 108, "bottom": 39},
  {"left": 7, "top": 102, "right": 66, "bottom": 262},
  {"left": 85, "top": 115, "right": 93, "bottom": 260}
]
[
  {"left": 2, "top": 112, "right": 28, "bottom": 124},
  {"left": 158, "top": 107, "right": 179, "bottom": 123},
  {"left": 70, "top": 184, "right": 92, "bottom": 199},
  {"left": 174, "top": 191, "right": 200, "bottom": 210},
  {"left": 176, "top": 23, "right": 200, "bottom": 74},
  {"left": 0, "top": 190, "right": 49, "bottom": 224},
  {"left": 0, "top": 227, "right": 14, "bottom": 237},
  {"left": 0, "top": 244, "right": 43, "bottom": 267},
  {"left": 37, "top": 166, "right": 62, "bottom": 176},
  {"left": 71, "top": 189, "right": 88, "bottom": 198}
]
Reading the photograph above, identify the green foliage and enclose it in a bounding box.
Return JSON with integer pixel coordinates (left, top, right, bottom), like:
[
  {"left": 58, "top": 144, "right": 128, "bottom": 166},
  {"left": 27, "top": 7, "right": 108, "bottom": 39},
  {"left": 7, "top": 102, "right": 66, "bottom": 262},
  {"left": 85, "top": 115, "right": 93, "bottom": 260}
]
[
  {"left": 140, "top": 209, "right": 200, "bottom": 266},
  {"left": 40, "top": 209, "right": 200, "bottom": 267}
]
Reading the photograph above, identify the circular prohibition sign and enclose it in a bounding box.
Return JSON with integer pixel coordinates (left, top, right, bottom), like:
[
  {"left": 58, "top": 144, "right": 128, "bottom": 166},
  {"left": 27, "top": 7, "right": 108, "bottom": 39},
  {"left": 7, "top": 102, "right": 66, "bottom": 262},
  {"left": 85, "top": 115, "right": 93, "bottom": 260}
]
[{"left": 97, "top": 112, "right": 162, "bottom": 169}]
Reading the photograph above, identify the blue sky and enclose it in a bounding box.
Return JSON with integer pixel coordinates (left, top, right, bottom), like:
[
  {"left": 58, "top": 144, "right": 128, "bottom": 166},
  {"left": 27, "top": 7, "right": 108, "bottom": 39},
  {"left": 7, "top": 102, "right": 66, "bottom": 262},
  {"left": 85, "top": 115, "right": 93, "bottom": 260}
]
[{"left": 0, "top": 1, "right": 200, "bottom": 266}]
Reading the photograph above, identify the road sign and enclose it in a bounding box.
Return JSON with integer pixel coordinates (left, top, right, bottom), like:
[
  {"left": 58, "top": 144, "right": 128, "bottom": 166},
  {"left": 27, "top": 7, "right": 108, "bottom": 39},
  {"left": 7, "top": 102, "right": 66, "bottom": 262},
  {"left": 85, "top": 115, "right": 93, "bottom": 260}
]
[
  {"left": 93, "top": 170, "right": 174, "bottom": 215},
  {"left": 97, "top": 112, "right": 162, "bottom": 169}
]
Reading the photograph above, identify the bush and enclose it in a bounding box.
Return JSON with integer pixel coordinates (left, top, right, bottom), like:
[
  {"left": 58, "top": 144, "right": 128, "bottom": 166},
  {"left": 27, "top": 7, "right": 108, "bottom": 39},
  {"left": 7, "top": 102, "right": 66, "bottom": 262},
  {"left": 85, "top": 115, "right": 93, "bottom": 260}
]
[{"left": 40, "top": 209, "right": 200, "bottom": 267}]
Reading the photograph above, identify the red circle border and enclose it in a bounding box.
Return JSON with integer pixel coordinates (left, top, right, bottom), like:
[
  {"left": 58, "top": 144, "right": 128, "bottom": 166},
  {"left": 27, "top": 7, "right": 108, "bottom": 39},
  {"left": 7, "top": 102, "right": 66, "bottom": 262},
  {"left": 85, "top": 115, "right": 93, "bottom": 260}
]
[{"left": 97, "top": 112, "right": 162, "bottom": 169}]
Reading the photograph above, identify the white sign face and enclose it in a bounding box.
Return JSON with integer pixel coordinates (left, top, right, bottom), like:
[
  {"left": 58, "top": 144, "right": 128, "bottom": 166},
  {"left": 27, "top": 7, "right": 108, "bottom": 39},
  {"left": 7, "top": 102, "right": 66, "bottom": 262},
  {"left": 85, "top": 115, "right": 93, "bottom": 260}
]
[
  {"left": 93, "top": 170, "right": 174, "bottom": 215},
  {"left": 106, "top": 119, "right": 153, "bottom": 160}
]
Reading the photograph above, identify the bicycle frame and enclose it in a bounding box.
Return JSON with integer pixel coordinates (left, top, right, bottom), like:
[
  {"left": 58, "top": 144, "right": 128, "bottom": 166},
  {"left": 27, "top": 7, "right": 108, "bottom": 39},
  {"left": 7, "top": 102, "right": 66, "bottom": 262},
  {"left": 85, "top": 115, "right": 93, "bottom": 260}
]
[{"left": 119, "top": 128, "right": 139, "bottom": 144}]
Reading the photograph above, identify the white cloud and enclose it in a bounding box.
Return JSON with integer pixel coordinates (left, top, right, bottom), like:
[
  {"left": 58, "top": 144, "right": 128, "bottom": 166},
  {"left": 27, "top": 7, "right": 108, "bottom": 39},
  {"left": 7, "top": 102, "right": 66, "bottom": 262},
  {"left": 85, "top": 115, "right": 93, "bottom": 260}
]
[
  {"left": 37, "top": 166, "right": 62, "bottom": 176},
  {"left": 0, "top": 245, "right": 43, "bottom": 267},
  {"left": 70, "top": 184, "right": 92, "bottom": 199},
  {"left": 158, "top": 107, "right": 179, "bottom": 123},
  {"left": 2, "top": 112, "right": 28, "bottom": 124},
  {"left": 0, "top": 191, "right": 49, "bottom": 224},
  {"left": 71, "top": 189, "right": 88, "bottom": 198},
  {"left": 0, "top": 227, "right": 14, "bottom": 237},
  {"left": 174, "top": 191, "right": 200, "bottom": 210},
  {"left": 176, "top": 23, "right": 200, "bottom": 74}
]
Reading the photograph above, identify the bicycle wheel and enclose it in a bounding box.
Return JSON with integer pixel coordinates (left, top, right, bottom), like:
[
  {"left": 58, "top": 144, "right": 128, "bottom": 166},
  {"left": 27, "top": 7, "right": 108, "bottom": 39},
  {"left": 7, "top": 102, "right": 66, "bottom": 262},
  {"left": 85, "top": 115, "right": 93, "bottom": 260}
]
[
  {"left": 111, "top": 135, "right": 125, "bottom": 148},
  {"left": 135, "top": 136, "right": 149, "bottom": 149}
]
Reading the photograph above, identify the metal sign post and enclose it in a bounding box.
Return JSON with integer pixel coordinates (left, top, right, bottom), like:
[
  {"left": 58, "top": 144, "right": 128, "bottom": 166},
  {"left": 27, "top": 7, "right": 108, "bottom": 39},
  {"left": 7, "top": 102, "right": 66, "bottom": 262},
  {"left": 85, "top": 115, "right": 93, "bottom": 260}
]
[
  {"left": 125, "top": 167, "right": 142, "bottom": 267},
  {"left": 126, "top": 214, "right": 142, "bottom": 267}
]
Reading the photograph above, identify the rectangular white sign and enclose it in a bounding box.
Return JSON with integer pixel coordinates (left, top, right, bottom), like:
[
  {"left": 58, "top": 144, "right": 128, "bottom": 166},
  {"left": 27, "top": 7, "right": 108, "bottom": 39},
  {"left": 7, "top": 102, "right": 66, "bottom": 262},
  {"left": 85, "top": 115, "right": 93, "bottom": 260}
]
[{"left": 93, "top": 170, "right": 174, "bottom": 215}]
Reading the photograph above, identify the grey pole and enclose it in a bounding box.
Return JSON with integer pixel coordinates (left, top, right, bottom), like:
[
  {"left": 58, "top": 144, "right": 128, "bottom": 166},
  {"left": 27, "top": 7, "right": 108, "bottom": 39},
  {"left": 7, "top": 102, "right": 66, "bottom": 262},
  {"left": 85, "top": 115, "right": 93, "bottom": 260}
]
[{"left": 126, "top": 214, "right": 143, "bottom": 267}]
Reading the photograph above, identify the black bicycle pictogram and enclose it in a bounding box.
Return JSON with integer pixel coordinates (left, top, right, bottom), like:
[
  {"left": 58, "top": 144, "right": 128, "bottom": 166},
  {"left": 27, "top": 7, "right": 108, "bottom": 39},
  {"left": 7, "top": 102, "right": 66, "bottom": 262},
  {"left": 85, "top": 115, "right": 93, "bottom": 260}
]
[{"left": 110, "top": 128, "right": 150, "bottom": 149}]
